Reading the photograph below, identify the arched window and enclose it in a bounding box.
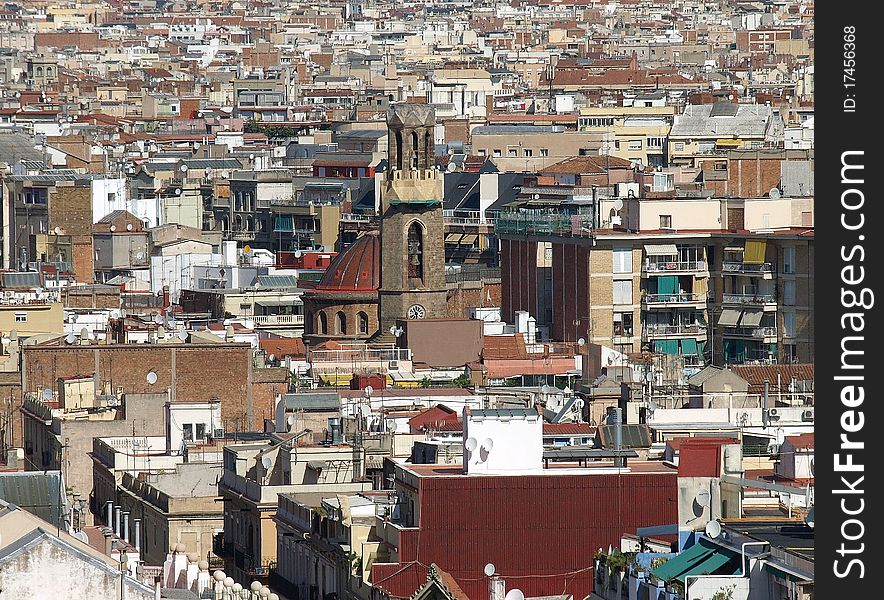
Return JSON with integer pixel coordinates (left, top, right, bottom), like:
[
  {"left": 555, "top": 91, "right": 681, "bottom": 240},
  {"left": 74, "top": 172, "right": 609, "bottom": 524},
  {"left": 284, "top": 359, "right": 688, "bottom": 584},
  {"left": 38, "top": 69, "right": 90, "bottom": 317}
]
[
  {"left": 357, "top": 311, "right": 369, "bottom": 335},
  {"left": 234, "top": 192, "right": 242, "bottom": 212},
  {"left": 233, "top": 215, "right": 243, "bottom": 231},
  {"left": 424, "top": 131, "right": 432, "bottom": 170},
  {"left": 46, "top": 67, "right": 53, "bottom": 77},
  {"left": 407, "top": 222, "right": 424, "bottom": 283},
  {"left": 336, "top": 311, "right": 347, "bottom": 335},
  {"left": 395, "top": 130, "right": 403, "bottom": 170},
  {"left": 245, "top": 216, "right": 254, "bottom": 232},
  {"left": 318, "top": 312, "right": 328, "bottom": 335},
  {"left": 410, "top": 131, "right": 419, "bottom": 169},
  {"left": 36, "top": 66, "right": 43, "bottom": 77}
]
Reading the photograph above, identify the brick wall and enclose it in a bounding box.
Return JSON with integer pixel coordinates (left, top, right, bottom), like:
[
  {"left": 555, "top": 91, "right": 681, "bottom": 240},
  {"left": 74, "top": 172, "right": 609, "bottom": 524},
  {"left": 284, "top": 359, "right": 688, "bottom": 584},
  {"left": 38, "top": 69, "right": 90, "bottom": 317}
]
[
  {"left": 446, "top": 282, "right": 501, "bottom": 318},
  {"left": 22, "top": 344, "right": 256, "bottom": 432}
]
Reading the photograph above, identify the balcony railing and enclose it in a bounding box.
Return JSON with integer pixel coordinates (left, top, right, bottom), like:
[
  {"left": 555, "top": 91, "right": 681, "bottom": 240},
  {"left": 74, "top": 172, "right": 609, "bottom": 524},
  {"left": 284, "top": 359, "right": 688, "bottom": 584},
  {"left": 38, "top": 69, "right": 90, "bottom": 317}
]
[
  {"left": 724, "top": 326, "right": 778, "bottom": 339},
  {"left": 643, "top": 260, "right": 707, "bottom": 273},
  {"left": 722, "top": 262, "right": 773, "bottom": 274},
  {"left": 643, "top": 323, "right": 707, "bottom": 337},
  {"left": 643, "top": 292, "right": 707, "bottom": 304},
  {"left": 722, "top": 293, "right": 776, "bottom": 304},
  {"left": 252, "top": 314, "right": 305, "bottom": 326},
  {"left": 495, "top": 213, "right": 595, "bottom": 238}
]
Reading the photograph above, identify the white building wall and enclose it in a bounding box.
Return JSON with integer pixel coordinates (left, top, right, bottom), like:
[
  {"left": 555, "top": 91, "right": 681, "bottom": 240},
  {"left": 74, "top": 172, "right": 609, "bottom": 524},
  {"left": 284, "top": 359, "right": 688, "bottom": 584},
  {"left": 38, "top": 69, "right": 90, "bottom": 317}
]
[
  {"left": 91, "top": 178, "right": 129, "bottom": 222},
  {"left": 463, "top": 409, "right": 543, "bottom": 474}
]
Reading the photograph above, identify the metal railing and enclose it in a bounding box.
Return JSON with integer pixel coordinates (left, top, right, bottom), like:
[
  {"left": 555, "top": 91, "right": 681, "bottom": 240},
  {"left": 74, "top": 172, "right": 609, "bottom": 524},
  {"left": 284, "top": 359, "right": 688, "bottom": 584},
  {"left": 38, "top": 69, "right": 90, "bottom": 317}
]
[
  {"left": 445, "top": 268, "right": 501, "bottom": 283},
  {"left": 722, "top": 262, "right": 773, "bottom": 274},
  {"left": 495, "top": 213, "right": 596, "bottom": 238},
  {"left": 724, "top": 326, "right": 778, "bottom": 338},
  {"left": 643, "top": 260, "right": 707, "bottom": 273},
  {"left": 643, "top": 323, "right": 707, "bottom": 336},
  {"left": 643, "top": 292, "right": 707, "bottom": 304},
  {"left": 722, "top": 293, "right": 776, "bottom": 304},
  {"left": 251, "top": 314, "right": 305, "bottom": 326}
]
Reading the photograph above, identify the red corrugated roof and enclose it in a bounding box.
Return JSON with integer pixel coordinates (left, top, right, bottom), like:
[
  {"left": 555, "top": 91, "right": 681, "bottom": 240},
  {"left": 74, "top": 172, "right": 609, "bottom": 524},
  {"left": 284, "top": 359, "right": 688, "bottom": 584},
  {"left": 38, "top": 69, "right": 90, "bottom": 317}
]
[
  {"left": 372, "top": 470, "right": 678, "bottom": 600},
  {"left": 543, "top": 423, "right": 595, "bottom": 435},
  {"left": 784, "top": 432, "right": 814, "bottom": 450},
  {"left": 677, "top": 439, "right": 728, "bottom": 477}
]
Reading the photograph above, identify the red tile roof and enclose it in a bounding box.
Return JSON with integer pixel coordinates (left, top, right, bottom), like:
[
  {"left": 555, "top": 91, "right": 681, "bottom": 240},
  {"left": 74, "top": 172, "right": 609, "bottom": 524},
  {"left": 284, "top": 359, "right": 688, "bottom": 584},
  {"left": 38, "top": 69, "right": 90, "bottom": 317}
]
[
  {"left": 312, "top": 232, "right": 379, "bottom": 293},
  {"left": 784, "top": 433, "right": 814, "bottom": 450},
  {"left": 258, "top": 337, "right": 306, "bottom": 360},
  {"left": 543, "top": 423, "right": 595, "bottom": 436}
]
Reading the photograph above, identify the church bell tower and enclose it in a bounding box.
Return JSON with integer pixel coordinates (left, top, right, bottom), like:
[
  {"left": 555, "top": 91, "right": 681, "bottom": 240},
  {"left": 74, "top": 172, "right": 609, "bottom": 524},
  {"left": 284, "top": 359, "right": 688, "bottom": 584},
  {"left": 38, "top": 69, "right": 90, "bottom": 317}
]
[{"left": 378, "top": 105, "right": 447, "bottom": 333}]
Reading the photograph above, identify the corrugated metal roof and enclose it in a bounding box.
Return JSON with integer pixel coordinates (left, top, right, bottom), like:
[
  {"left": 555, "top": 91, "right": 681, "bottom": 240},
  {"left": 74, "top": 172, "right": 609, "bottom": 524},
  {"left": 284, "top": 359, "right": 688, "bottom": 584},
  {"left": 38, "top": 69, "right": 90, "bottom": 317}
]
[
  {"left": 372, "top": 471, "right": 677, "bottom": 600},
  {"left": 256, "top": 275, "right": 299, "bottom": 289},
  {"left": 0, "top": 472, "right": 65, "bottom": 529},
  {"left": 283, "top": 393, "right": 340, "bottom": 411},
  {"left": 469, "top": 408, "right": 538, "bottom": 419},
  {"left": 1, "top": 271, "right": 43, "bottom": 290}
]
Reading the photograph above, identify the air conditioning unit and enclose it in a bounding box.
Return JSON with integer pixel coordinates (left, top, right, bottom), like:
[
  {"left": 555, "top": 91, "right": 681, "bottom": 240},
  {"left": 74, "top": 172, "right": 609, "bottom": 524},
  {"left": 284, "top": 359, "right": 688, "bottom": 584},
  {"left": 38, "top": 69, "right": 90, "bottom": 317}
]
[
  {"left": 801, "top": 410, "right": 814, "bottom": 422},
  {"left": 388, "top": 360, "right": 399, "bottom": 370},
  {"left": 767, "top": 408, "right": 779, "bottom": 419},
  {"left": 213, "top": 428, "right": 225, "bottom": 439}
]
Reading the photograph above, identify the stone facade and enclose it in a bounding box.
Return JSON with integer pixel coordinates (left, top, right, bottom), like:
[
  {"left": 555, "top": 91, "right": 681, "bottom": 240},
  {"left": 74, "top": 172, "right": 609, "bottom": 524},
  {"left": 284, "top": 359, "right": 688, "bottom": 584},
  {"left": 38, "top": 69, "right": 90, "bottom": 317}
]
[{"left": 378, "top": 105, "right": 448, "bottom": 332}]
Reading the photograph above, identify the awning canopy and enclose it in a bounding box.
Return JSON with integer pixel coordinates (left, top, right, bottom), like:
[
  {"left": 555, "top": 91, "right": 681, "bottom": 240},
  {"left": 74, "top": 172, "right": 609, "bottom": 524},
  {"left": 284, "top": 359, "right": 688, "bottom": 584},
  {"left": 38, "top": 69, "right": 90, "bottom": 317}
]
[
  {"left": 718, "top": 308, "right": 742, "bottom": 326},
  {"left": 680, "top": 338, "right": 699, "bottom": 356},
  {"left": 651, "top": 539, "right": 741, "bottom": 585},
  {"left": 459, "top": 234, "right": 478, "bottom": 245},
  {"left": 445, "top": 233, "right": 462, "bottom": 243},
  {"left": 740, "top": 309, "right": 764, "bottom": 327},
  {"left": 256, "top": 298, "right": 296, "bottom": 308},
  {"left": 743, "top": 239, "right": 767, "bottom": 264},
  {"left": 655, "top": 339, "right": 679, "bottom": 355},
  {"left": 644, "top": 243, "right": 678, "bottom": 256}
]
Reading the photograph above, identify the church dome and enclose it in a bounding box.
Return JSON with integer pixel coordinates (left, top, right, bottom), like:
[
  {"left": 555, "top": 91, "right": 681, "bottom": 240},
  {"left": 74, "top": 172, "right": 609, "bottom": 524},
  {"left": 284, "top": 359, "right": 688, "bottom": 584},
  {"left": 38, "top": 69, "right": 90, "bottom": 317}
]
[{"left": 314, "top": 232, "right": 380, "bottom": 293}]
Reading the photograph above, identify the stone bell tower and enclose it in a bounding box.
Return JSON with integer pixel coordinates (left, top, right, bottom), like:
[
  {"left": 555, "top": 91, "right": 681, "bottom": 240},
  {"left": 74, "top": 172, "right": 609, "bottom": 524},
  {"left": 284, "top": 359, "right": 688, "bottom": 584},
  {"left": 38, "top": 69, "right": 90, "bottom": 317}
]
[{"left": 378, "top": 104, "right": 447, "bottom": 333}]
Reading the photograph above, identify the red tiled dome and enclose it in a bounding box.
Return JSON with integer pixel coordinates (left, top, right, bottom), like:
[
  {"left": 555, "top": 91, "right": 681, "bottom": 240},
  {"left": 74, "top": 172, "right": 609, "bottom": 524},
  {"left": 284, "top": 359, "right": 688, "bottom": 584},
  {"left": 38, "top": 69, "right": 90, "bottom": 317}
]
[{"left": 314, "top": 232, "right": 380, "bottom": 292}]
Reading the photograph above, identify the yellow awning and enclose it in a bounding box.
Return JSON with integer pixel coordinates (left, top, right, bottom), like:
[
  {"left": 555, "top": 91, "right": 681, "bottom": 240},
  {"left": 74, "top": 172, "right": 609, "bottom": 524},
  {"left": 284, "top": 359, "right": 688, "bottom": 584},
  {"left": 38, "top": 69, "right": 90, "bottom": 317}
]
[
  {"left": 715, "top": 138, "right": 742, "bottom": 147},
  {"left": 459, "top": 234, "right": 478, "bottom": 245},
  {"left": 445, "top": 233, "right": 463, "bottom": 244},
  {"left": 743, "top": 240, "right": 767, "bottom": 265}
]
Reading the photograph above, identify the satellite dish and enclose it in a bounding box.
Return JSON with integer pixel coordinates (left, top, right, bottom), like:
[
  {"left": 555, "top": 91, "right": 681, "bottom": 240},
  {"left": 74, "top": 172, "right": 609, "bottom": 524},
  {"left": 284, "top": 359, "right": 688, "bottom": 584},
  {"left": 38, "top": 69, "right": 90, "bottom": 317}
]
[
  {"left": 174, "top": 188, "right": 181, "bottom": 195},
  {"left": 65, "top": 333, "right": 76, "bottom": 344},
  {"left": 53, "top": 226, "right": 62, "bottom": 235},
  {"left": 177, "top": 330, "right": 188, "bottom": 341},
  {"left": 607, "top": 354, "right": 616, "bottom": 365},
  {"left": 180, "top": 164, "right": 188, "bottom": 172},
  {"left": 805, "top": 505, "right": 814, "bottom": 529},
  {"left": 504, "top": 590, "right": 525, "bottom": 600},
  {"left": 577, "top": 337, "right": 586, "bottom": 346},
  {"left": 294, "top": 250, "right": 303, "bottom": 258},
  {"left": 768, "top": 187, "right": 781, "bottom": 199},
  {"left": 483, "top": 563, "right": 496, "bottom": 577},
  {"left": 809, "top": 457, "right": 814, "bottom": 476},
  {"left": 705, "top": 520, "right": 722, "bottom": 539},
  {"left": 146, "top": 371, "right": 158, "bottom": 385},
  {"left": 695, "top": 489, "right": 711, "bottom": 508},
  {"left": 481, "top": 438, "right": 494, "bottom": 452},
  {"left": 223, "top": 319, "right": 231, "bottom": 326},
  {"left": 465, "top": 437, "right": 478, "bottom": 452},
  {"left": 43, "top": 388, "right": 53, "bottom": 401},
  {"left": 153, "top": 314, "right": 163, "bottom": 325},
  {"left": 363, "top": 386, "right": 374, "bottom": 397},
  {"left": 268, "top": 353, "right": 276, "bottom": 362},
  {"left": 110, "top": 225, "right": 117, "bottom": 232},
  {"left": 613, "top": 197, "right": 624, "bottom": 211},
  {"left": 110, "top": 309, "right": 121, "bottom": 319},
  {"left": 446, "top": 162, "right": 456, "bottom": 173},
  {"left": 261, "top": 455, "right": 273, "bottom": 470},
  {"left": 126, "top": 223, "right": 133, "bottom": 231},
  {"left": 287, "top": 414, "right": 295, "bottom": 427},
  {"left": 72, "top": 530, "right": 89, "bottom": 544},
  {"left": 574, "top": 398, "right": 585, "bottom": 409},
  {"left": 221, "top": 170, "right": 229, "bottom": 178}
]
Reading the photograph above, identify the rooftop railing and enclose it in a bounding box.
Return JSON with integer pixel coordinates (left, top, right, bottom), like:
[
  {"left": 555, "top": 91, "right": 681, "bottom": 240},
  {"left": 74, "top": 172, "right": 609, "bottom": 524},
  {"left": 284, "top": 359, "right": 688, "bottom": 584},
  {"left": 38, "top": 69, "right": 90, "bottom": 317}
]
[{"left": 495, "top": 213, "right": 596, "bottom": 238}]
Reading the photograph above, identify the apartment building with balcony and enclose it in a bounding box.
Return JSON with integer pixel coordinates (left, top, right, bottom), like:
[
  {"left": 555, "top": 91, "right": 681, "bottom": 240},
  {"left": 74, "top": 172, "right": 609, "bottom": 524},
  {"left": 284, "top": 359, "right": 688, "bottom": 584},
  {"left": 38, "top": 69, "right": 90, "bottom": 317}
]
[
  {"left": 217, "top": 434, "right": 370, "bottom": 587},
  {"left": 577, "top": 105, "right": 675, "bottom": 168}
]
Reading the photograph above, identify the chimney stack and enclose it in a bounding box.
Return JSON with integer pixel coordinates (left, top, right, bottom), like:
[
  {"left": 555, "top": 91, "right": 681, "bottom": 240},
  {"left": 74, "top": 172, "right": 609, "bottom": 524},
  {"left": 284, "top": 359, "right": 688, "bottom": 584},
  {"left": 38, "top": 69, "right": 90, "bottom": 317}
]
[
  {"left": 114, "top": 506, "right": 122, "bottom": 537},
  {"left": 607, "top": 407, "right": 625, "bottom": 468},
  {"left": 134, "top": 519, "right": 142, "bottom": 553},
  {"left": 122, "top": 512, "right": 130, "bottom": 543}
]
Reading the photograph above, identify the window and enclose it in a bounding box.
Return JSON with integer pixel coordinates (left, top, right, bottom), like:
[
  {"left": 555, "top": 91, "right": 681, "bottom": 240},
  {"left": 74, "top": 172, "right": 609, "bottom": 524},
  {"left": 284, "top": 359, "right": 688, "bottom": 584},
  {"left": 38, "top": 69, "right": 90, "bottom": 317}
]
[
  {"left": 407, "top": 222, "right": 424, "bottom": 282},
  {"left": 196, "top": 423, "right": 206, "bottom": 440},
  {"left": 674, "top": 142, "right": 685, "bottom": 152},
  {"left": 647, "top": 137, "right": 665, "bottom": 149},
  {"left": 783, "top": 246, "right": 795, "bottom": 273},
  {"left": 336, "top": 311, "right": 347, "bottom": 335},
  {"left": 183, "top": 424, "right": 193, "bottom": 442},
  {"left": 107, "top": 192, "right": 116, "bottom": 204},
  {"left": 659, "top": 215, "right": 673, "bottom": 229},
  {"left": 492, "top": 149, "right": 502, "bottom": 157},
  {"left": 318, "top": 312, "right": 328, "bottom": 335},
  {"left": 357, "top": 312, "right": 369, "bottom": 335},
  {"left": 613, "top": 279, "right": 633, "bottom": 305},
  {"left": 477, "top": 149, "right": 486, "bottom": 156},
  {"left": 612, "top": 247, "right": 632, "bottom": 274},
  {"left": 507, "top": 148, "right": 518, "bottom": 157},
  {"left": 523, "top": 149, "right": 533, "bottom": 157},
  {"left": 14, "top": 313, "right": 26, "bottom": 323},
  {"left": 613, "top": 312, "right": 633, "bottom": 336},
  {"left": 628, "top": 140, "right": 642, "bottom": 150},
  {"left": 783, "top": 311, "right": 796, "bottom": 337},
  {"left": 540, "top": 148, "right": 549, "bottom": 157},
  {"left": 783, "top": 280, "right": 796, "bottom": 305}
]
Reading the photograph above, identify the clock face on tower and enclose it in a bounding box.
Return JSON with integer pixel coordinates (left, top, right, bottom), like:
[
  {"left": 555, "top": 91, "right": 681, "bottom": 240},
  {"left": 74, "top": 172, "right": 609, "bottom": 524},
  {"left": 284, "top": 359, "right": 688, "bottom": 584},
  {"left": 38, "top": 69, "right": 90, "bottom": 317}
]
[{"left": 407, "top": 304, "right": 426, "bottom": 320}]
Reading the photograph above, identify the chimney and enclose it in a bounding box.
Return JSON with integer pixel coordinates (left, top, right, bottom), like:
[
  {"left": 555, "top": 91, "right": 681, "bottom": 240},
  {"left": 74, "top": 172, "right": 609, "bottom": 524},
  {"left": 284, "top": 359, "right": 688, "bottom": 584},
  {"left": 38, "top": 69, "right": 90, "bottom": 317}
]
[
  {"left": 762, "top": 379, "right": 770, "bottom": 426},
  {"left": 122, "top": 512, "right": 130, "bottom": 543},
  {"left": 328, "top": 417, "right": 342, "bottom": 444},
  {"left": 105, "top": 500, "right": 113, "bottom": 527},
  {"left": 162, "top": 285, "right": 170, "bottom": 309},
  {"left": 114, "top": 506, "right": 122, "bottom": 537},
  {"left": 134, "top": 519, "right": 142, "bottom": 553},
  {"left": 607, "top": 407, "right": 625, "bottom": 468}
]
